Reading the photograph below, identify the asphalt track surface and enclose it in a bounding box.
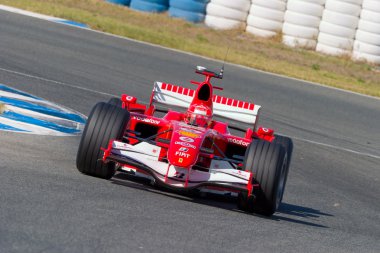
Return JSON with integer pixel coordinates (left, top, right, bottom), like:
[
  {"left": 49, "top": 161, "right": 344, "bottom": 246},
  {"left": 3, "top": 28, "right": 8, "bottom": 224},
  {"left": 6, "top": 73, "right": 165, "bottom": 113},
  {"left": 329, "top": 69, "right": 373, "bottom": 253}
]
[{"left": 0, "top": 10, "right": 379, "bottom": 253}]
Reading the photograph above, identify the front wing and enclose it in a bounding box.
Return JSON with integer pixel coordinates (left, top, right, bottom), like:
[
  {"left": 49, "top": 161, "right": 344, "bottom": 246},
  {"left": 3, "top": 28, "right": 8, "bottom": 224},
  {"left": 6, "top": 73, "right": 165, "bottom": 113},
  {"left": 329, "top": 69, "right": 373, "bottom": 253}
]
[{"left": 103, "top": 141, "right": 252, "bottom": 193}]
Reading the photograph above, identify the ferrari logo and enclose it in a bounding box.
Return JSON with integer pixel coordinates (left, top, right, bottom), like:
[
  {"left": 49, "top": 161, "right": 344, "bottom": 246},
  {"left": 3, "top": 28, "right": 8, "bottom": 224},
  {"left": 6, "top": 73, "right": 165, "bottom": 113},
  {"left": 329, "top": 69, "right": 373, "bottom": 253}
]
[{"left": 178, "top": 158, "right": 183, "bottom": 163}]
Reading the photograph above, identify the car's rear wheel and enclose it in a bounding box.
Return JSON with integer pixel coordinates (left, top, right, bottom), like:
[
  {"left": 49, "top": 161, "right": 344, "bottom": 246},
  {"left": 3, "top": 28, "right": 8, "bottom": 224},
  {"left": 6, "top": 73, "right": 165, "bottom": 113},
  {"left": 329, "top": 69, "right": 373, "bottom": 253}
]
[
  {"left": 238, "top": 139, "right": 287, "bottom": 216},
  {"left": 76, "top": 102, "right": 130, "bottom": 179},
  {"left": 108, "top": 97, "right": 122, "bottom": 107}
]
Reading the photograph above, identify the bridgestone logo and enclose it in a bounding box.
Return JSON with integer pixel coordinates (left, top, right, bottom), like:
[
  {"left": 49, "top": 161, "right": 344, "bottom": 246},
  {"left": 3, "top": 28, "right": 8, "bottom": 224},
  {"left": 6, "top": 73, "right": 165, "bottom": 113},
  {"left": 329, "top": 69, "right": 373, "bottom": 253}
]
[
  {"left": 133, "top": 116, "right": 160, "bottom": 125},
  {"left": 228, "top": 138, "right": 249, "bottom": 147}
]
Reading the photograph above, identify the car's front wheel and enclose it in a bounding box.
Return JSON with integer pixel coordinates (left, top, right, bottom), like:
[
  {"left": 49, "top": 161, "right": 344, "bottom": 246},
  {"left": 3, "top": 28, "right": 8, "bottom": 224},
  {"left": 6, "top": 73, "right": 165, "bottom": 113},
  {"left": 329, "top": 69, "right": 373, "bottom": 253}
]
[
  {"left": 272, "top": 135, "right": 293, "bottom": 201},
  {"left": 76, "top": 102, "right": 130, "bottom": 179},
  {"left": 238, "top": 139, "right": 287, "bottom": 216}
]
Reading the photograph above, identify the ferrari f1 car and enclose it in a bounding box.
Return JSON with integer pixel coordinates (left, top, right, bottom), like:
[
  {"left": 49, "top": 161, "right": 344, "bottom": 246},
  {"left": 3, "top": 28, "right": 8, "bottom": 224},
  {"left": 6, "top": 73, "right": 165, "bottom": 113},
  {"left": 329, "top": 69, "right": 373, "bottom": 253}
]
[{"left": 76, "top": 66, "right": 293, "bottom": 216}]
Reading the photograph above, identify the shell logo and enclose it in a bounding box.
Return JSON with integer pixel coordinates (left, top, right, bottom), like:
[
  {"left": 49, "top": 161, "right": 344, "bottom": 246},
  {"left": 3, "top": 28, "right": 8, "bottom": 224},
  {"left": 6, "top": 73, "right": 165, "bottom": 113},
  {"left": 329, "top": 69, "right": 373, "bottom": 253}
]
[{"left": 178, "top": 130, "right": 200, "bottom": 138}]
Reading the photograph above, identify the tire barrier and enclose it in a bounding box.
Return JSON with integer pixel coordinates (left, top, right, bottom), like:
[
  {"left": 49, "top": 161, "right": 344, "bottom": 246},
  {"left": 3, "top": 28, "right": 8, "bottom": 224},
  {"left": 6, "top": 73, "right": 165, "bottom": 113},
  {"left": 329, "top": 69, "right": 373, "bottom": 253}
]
[
  {"left": 106, "top": 0, "right": 131, "bottom": 6},
  {"left": 205, "top": 0, "right": 250, "bottom": 30},
  {"left": 246, "top": 0, "right": 286, "bottom": 38},
  {"left": 102, "top": 0, "right": 379, "bottom": 65},
  {"left": 352, "top": 0, "right": 380, "bottom": 64},
  {"left": 282, "top": 0, "right": 326, "bottom": 49},
  {"left": 168, "top": 0, "right": 209, "bottom": 23},
  {"left": 316, "top": 0, "right": 363, "bottom": 56},
  {"left": 130, "top": 0, "right": 169, "bottom": 13}
]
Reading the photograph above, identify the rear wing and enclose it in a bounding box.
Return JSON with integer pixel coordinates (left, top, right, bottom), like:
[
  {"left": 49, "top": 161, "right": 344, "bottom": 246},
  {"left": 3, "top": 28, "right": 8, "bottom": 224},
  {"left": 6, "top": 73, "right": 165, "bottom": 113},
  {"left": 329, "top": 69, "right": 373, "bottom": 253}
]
[{"left": 151, "top": 82, "right": 261, "bottom": 127}]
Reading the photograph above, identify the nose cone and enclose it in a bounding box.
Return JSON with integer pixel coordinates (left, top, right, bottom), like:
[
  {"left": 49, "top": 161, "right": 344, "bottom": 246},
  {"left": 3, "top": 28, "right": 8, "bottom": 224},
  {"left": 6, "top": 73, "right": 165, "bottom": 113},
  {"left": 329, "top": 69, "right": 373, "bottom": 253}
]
[{"left": 167, "top": 124, "right": 205, "bottom": 168}]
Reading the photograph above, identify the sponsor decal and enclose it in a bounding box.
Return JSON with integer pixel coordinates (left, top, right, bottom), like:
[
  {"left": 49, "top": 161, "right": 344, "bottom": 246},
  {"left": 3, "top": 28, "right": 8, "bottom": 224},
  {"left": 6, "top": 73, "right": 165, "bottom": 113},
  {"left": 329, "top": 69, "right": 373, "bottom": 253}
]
[
  {"left": 125, "top": 96, "right": 134, "bottom": 102},
  {"left": 179, "top": 147, "right": 189, "bottom": 152},
  {"left": 178, "top": 158, "right": 183, "bottom": 163},
  {"left": 179, "top": 136, "right": 194, "bottom": 143},
  {"left": 178, "top": 122, "right": 204, "bottom": 131},
  {"left": 180, "top": 127, "right": 202, "bottom": 134},
  {"left": 175, "top": 141, "right": 196, "bottom": 149},
  {"left": 228, "top": 138, "right": 249, "bottom": 147},
  {"left": 194, "top": 108, "right": 207, "bottom": 115},
  {"left": 226, "top": 170, "right": 250, "bottom": 180},
  {"left": 133, "top": 116, "right": 160, "bottom": 125},
  {"left": 194, "top": 104, "right": 208, "bottom": 111},
  {"left": 177, "top": 130, "right": 200, "bottom": 138},
  {"left": 175, "top": 151, "right": 190, "bottom": 158},
  {"left": 209, "top": 168, "right": 250, "bottom": 180},
  {"left": 114, "top": 142, "right": 130, "bottom": 149}
]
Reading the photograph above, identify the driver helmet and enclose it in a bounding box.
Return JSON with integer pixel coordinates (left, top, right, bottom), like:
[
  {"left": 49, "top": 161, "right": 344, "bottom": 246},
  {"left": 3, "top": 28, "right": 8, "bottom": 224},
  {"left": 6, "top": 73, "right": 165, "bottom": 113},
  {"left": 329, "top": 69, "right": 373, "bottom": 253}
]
[{"left": 185, "top": 104, "right": 212, "bottom": 127}]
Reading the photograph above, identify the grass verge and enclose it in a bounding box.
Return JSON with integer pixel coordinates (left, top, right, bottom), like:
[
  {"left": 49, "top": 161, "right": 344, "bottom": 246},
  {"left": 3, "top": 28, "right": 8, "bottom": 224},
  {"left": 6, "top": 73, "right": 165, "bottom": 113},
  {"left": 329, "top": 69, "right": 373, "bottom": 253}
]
[{"left": 1, "top": 0, "right": 379, "bottom": 97}]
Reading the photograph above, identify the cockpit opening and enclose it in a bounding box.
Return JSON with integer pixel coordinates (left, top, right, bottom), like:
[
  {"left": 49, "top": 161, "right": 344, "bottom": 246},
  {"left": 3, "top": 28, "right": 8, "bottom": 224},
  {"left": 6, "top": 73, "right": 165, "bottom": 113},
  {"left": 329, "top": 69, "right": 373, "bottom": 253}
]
[{"left": 198, "top": 84, "right": 211, "bottom": 101}]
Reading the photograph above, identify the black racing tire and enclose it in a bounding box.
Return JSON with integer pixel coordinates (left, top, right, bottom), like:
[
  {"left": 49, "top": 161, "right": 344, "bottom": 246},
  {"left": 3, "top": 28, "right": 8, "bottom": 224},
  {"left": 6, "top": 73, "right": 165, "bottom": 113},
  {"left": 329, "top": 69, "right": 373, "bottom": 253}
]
[
  {"left": 272, "top": 135, "right": 293, "bottom": 200},
  {"left": 76, "top": 102, "right": 130, "bottom": 179},
  {"left": 108, "top": 97, "right": 122, "bottom": 107},
  {"left": 272, "top": 135, "right": 293, "bottom": 170},
  {"left": 239, "top": 139, "right": 287, "bottom": 216}
]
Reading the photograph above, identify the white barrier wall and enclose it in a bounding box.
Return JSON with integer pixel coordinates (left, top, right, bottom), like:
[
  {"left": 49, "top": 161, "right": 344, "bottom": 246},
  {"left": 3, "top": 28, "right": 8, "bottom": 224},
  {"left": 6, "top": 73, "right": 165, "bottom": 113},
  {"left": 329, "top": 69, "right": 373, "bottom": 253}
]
[
  {"left": 108, "top": 0, "right": 380, "bottom": 65},
  {"left": 204, "top": 0, "right": 250, "bottom": 29},
  {"left": 282, "top": 0, "right": 326, "bottom": 49},
  {"left": 246, "top": 0, "right": 287, "bottom": 38},
  {"left": 316, "top": 0, "right": 363, "bottom": 55},
  {"left": 352, "top": 0, "right": 380, "bottom": 64}
]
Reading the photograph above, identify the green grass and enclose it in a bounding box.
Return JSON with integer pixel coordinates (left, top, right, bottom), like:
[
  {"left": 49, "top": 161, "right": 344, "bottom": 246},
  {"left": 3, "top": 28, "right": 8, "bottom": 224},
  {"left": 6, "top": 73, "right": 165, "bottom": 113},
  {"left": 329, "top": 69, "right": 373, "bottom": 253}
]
[{"left": 1, "top": 0, "right": 380, "bottom": 97}]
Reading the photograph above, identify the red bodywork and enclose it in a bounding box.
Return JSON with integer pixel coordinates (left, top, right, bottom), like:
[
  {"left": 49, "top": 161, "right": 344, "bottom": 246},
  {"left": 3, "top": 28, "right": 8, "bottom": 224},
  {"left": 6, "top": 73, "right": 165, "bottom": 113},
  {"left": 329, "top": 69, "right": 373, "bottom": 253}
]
[{"left": 102, "top": 67, "right": 276, "bottom": 195}]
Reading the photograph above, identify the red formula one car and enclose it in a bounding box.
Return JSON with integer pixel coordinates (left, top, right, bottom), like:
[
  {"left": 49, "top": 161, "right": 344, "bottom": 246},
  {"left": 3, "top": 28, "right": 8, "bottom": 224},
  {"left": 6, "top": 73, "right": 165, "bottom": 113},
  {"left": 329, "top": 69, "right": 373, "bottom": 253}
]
[{"left": 76, "top": 66, "right": 293, "bottom": 216}]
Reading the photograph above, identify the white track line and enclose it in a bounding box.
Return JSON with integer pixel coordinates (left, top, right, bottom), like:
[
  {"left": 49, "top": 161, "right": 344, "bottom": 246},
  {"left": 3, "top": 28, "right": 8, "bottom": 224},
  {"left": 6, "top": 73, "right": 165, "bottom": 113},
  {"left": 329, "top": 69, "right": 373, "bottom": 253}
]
[
  {"left": 0, "top": 67, "right": 115, "bottom": 97},
  {"left": 0, "top": 5, "right": 66, "bottom": 21},
  {"left": 0, "top": 4, "right": 87, "bottom": 28},
  {"left": 289, "top": 135, "right": 380, "bottom": 160}
]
